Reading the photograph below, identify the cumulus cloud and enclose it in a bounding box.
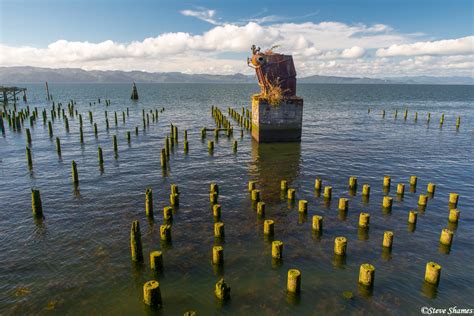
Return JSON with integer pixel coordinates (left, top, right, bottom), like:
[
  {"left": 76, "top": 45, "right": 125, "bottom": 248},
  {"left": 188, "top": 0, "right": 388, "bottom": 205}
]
[
  {"left": 376, "top": 36, "right": 474, "bottom": 57},
  {"left": 0, "top": 19, "right": 472, "bottom": 77},
  {"left": 341, "top": 46, "right": 366, "bottom": 59}
]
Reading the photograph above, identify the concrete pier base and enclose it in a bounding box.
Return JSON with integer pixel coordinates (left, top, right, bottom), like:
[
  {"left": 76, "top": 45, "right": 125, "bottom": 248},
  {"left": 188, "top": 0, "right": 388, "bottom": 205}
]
[{"left": 251, "top": 95, "right": 303, "bottom": 143}]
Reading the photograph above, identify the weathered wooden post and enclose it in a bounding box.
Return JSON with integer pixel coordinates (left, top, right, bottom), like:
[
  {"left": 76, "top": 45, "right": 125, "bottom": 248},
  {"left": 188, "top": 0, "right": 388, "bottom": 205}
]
[
  {"left": 71, "top": 160, "right": 79, "bottom": 185},
  {"left": 131, "top": 220, "right": 143, "bottom": 262},
  {"left": 31, "top": 189, "right": 43, "bottom": 217},
  {"left": 145, "top": 188, "right": 153, "bottom": 218}
]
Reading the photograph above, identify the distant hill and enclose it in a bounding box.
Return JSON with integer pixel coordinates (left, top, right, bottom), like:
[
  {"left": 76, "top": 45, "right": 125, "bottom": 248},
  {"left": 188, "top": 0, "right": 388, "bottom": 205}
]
[{"left": 0, "top": 66, "right": 472, "bottom": 85}]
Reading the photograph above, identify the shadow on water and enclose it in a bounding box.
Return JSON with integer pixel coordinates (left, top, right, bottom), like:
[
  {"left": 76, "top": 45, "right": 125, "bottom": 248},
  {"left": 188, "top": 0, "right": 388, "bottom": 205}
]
[{"left": 249, "top": 140, "right": 301, "bottom": 202}]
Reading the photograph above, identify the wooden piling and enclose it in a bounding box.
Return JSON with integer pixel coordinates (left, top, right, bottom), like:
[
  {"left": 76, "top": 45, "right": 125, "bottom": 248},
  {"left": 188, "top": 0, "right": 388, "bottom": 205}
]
[
  {"left": 298, "top": 200, "right": 307, "bottom": 213},
  {"left": 150, "top": 251, "right": 163, "bottom": 272},
  {"left": 338, "top": 198, "right": 348, "bottom": 211},
  {"left": 55, "top": 137, "right": 61, "bottom": 156},
  {"left": 264, "top": 220, "right": 274, "bottom": 235},
  {"left": 312, "top": 215, "right": 323, "bottom": 231},
  {"left": 323, "top": 186, "right": 332, "bottom": 200},
  {"left": 98, "top": 146, "right": 104, "bottom": 165},
  {"left": 31, "top": 189, "right": 43, "bottom": 217},
  {"left": 26, "top": 128, "right": 32, "bottom": 144},
  {"left": 256, "top": 201, "right": 265, "bottom": 216},
  {"left": 383, "top": 176, "right": 391, "bottom": 188},
  {"left": 349, "top": 176, "right": 357, "bottom": 189},
  {"left": 212, "top": 246, "right": 224, "bottom": 265},
  {"left": 287, "top": 269, "right": 301, "bottom": 293},
  {"left": 213, "top": 204, "right": 221, "bottom": 218},
  {"left": 163, "top": 206, "right": 173, "bottom": 221},
  {"left": 314, "top": 178, "right": 322, "bottom": 191},
  {"left": 449, "top": 193, "right": 459, "bottom": 208},
  {"left": 408, "top": 210, "right": 418, "bottom": 224},
  {"left": 334, "top": 237, "right": 347, "bottom": 256},
  {"left": 214, "top": 279, "right": 230, "bottom": 300},
  {"left": 272, "top": 241, "right": 283, "bottom": 259},
  {"left": 145, "top": 188, "right": 153, "bottom": 218},
  {"left": 287, "top": 188, "right": 296, "bottom": 200},
  {"left": 71, "top": 160, "right": 79, "bottom": 185},
  {"left": 427, "top": 183, "right": 436, "bottom": 195},
  {"left": 418, "top": 194, "right": 428, "bottom": 207},
  {"left": 160, "top": 224, "right": 172, "bottom": 241},
  {"left": 439, "top": 229, "right": 453, "bottom": 246},
  {"left": 396, "top": 183, "right": 405, "bottom": 197},
  {"left": 410, "top": 176, "right": 417, "bottom": 187},
  {"left": 26, "top": 146, "right": 33, "bottom": 170},
  {"left": 130, "top": 220, "right": 143, "bottom": 262},
  {"left": 214, "top": 222, "right": 225, "bottom": 238},
  {"left": 362, "top": 184, "right": 370, "bottom": 197},
  {"left": 448, "top": 209, "right": 460, "bottom": 223},
  {"left": 251, "top": 189, "right": 261, "bottom": 202},
  {"left": 382, "top": 231, "right": 393, "bottom": 248},
  {"left": 358, "top": 264, "right": 375, "bottom": 288},
  {"left": 359, "top": 212, "right": 370, "bottom": 228},
  {"left": 383, "top": 196, "right": 393, "bottom": 210},
  {"left": 143, "top": 280, "right": 162, "bottom": 307},
  {"left": 425, "top": 262, "right": 441, "bottom": 285}
]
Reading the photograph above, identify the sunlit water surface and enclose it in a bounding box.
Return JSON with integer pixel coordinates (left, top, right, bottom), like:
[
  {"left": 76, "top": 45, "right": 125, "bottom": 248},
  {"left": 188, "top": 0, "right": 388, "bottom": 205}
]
[{"left": 1, "top": 83, "right": 473, "bottom": 315}]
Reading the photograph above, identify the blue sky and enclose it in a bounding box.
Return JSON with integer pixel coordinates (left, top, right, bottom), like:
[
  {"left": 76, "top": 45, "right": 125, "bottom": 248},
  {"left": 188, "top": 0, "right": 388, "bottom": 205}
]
[{"left": 0, "top": 0, "right": 473, "bottom": 77}]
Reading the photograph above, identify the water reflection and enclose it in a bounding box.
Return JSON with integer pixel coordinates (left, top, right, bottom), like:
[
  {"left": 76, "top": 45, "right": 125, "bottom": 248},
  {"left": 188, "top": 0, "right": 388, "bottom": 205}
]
[{"left": 249, "top": 141, "right": 301, "bottom": 202}]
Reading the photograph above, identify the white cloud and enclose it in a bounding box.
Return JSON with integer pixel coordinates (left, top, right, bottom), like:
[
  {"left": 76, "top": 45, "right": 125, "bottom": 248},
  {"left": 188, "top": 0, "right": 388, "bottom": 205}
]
[
  {"left": 0, "top": 19, "right": 472, "bottom": 77},
  {"left": 180, "top": 8, "right": 220, "bottom": 25},
  {"left": 376, "top": 36, "right": 474, "bottom": 57},
  {"left": 341, "top": 46, "right": 366, "bottom": 59}
]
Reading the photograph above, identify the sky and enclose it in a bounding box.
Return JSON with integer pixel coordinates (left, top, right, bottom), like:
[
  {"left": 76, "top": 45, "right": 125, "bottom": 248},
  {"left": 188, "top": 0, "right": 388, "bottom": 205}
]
[{"left": 0, "top": 0, "right": 473, "bottom": 77}]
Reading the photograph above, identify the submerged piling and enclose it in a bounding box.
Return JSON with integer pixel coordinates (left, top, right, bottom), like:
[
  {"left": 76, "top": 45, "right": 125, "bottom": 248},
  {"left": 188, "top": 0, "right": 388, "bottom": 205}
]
[
  {"left": 145, "top": 188, "right": 153, "bottom": 218},
  {"left": 150, "top": 251, "right": 163, "bottom": 272},
  {"left": 143, "top": 280, "right": 162, "bottom": 307},
  {"left": 131, "top": 220, "right": 143, "bottom": 262},
  {"left": 272, "top": 241, "right": 283, "bottom": 259},
  {"left": 215, "top": 279, "right": 230, "bottom": 301},
  {"left": 26, "top": 146, "right": 33, "bottom": 170},
  {"left": 425, "top": 262, "right": 441, "bottom": 285},
  {"left": 212, "top": 246, "right": 224, "bottom": 265},
  {"left": 71, "top": 160, "right": 79, "bottom": 185},
  {"left": 439, "top": 229, "right": 453, "bottom": 246},
  {"left": 31, "top": 189, "right": 43, "bottom": 217},
  {"left": 287, "top": 269, "right": 301, "bottom": 293},
  {"left": 264, "top": 220, "right": 274, "bottom": 235},
  {"left": 334, "top": 237, "right": 347, "bottom": 256},
  {"left": 382, "top": 231, "right": 393, "bottom": 249},
  {"left": 358, "top": 264, "right": 375, "bottom": 288}
]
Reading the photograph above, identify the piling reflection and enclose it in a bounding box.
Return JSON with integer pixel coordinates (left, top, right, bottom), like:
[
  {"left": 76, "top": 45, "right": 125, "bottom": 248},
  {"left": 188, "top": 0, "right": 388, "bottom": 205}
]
[
  {"left": 250, "top": 141, "right": 301, "bottom": 203},
  {"left": 358, "top": 283, "right": 374, "bottom": 298},
  {"left": 358, "top": 227, "right": 369, "bottom": 241},
  {"left": 421, "top": 281, "right": 438, "bottom": 299},
  {"left": 333, "top": 254, "right": 346, "bottom": 268}
]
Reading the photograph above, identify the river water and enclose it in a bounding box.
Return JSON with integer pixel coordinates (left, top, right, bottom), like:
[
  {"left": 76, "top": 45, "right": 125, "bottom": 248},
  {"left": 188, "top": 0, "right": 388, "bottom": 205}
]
[{"left": 0, "top": 83, "right": 473, "bottom": 315}]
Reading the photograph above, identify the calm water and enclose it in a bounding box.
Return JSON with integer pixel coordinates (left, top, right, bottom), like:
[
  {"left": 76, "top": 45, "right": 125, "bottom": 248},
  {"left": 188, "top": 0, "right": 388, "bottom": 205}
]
[{"left": 0, "top": 83, "right": 473, "bottom": 315}]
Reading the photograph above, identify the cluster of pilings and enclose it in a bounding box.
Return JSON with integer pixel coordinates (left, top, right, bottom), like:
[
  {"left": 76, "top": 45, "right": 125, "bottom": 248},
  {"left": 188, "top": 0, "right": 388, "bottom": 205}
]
[
  {"left": 160, "top": 123, "right": 187, "bottom": 172},
  {"left": 368, "top": 108, "right": 462, "bottom": 130},
  {"left": 1, "top": 96, "right": 169, "bottom": 196},
  {"left": 200, "top": 106, "right": 239, "bottom": 153},
  {"left": 124, "top": 174, "right": 461, "bottom": 309},
  {"left": 4, "top": 97, "right": 468, "bottom": 312},
  {"left": 228, "top": 107, "right": 252, "bottom": 130}
]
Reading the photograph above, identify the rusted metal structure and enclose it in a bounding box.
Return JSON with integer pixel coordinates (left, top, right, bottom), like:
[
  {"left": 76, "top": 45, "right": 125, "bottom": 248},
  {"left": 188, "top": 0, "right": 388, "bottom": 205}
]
[
  {"left": 248, "top": 45, "right": 297, "bottom": 98},
  {"left": 248, "top": 45, "right": 304, "bottom": 143}
]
